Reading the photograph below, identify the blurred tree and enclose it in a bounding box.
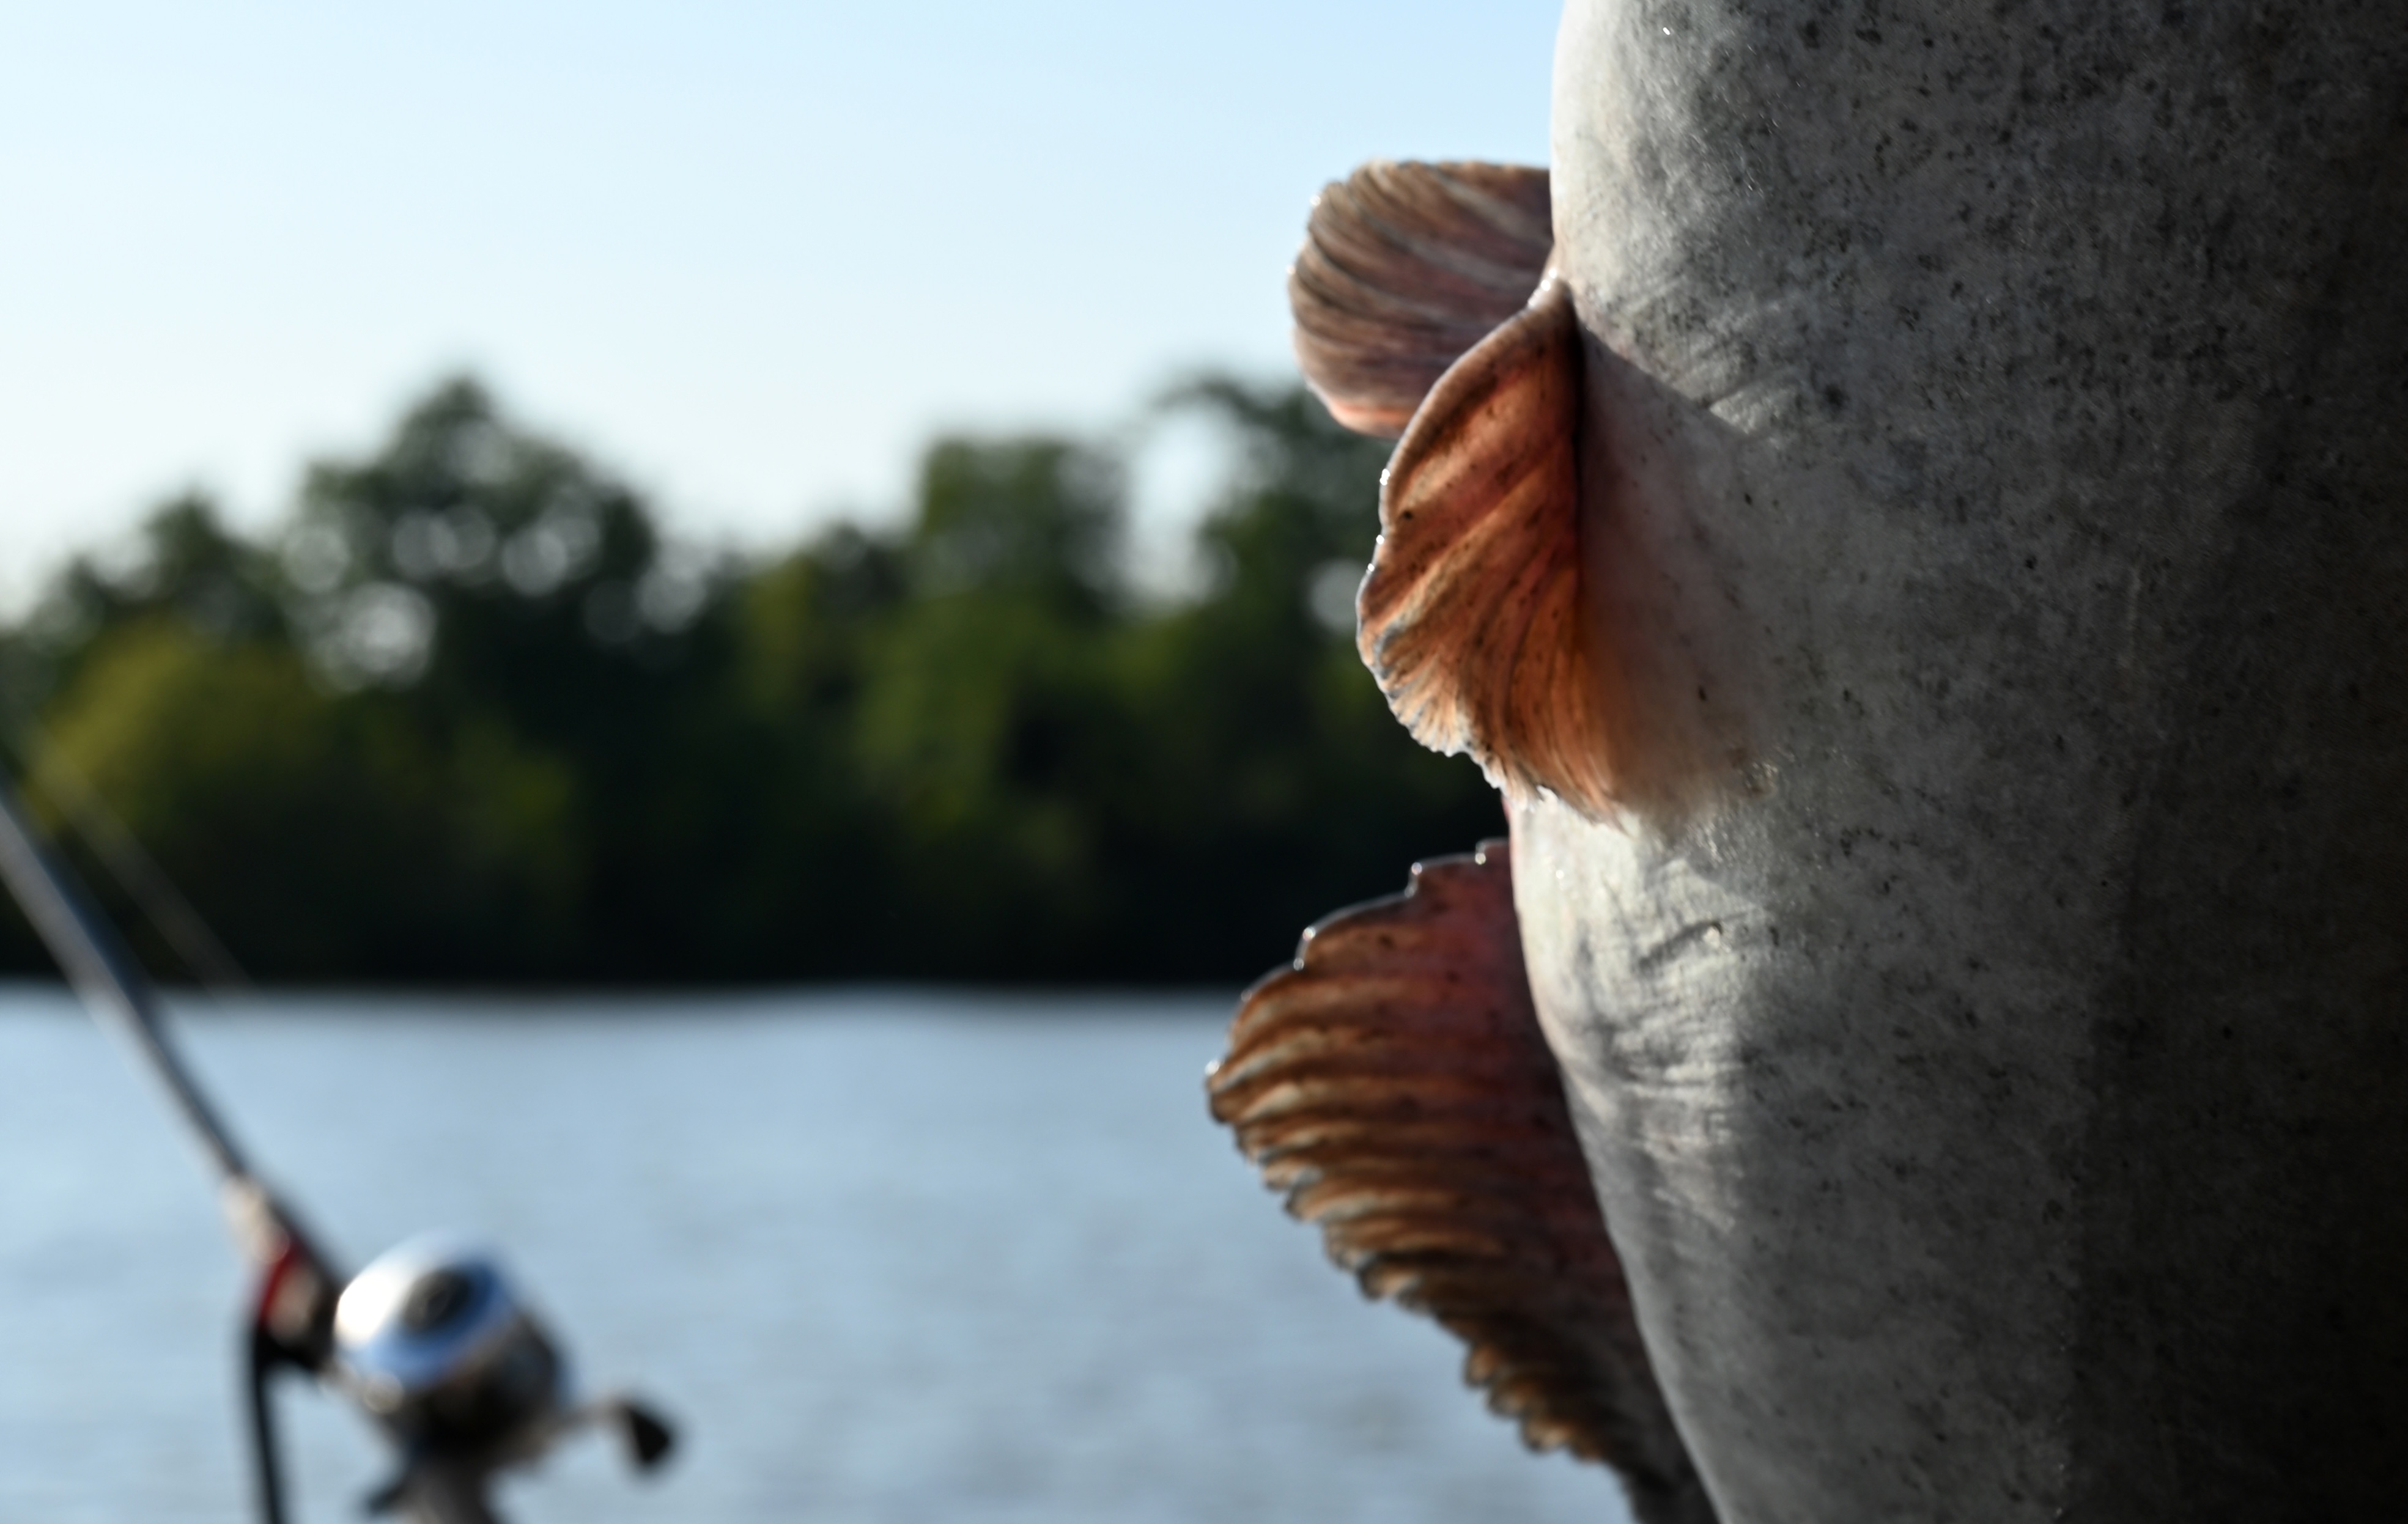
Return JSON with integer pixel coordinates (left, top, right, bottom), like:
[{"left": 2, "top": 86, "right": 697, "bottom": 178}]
[
  {"left": 843, "top": 438, "right": 1126, "bottom": 976},
  {"left": 0, "top": 373, "right": 1501, "bottom": 987},
  {"left": 707, "top": 526, "right": 906, "bottom": 976},
  {"left": 32, "top": 620, "right": 580, "bottom": 980},
  {"left": 2, "top": 493, "right": 289, "bottom": 709},
  {"left": 283, "top": 375, "right": 684, "bottom": 709},
  {"left": 906, "top": 438, "right": 1121, "bottom": 617},
  {"left": 0, "top": 496, "right": 301, "bottom": 979},
  {"left": 1087, "top": 378, "right": 1501, "bottom": 980},
  {"left": 280, "top": 377, "right": 765, "bottom": 979}
]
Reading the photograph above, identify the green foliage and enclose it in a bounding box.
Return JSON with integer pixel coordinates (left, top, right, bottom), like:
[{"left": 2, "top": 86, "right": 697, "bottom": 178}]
[
  {"left": 35, "top": 620, "right": 580, "bottom": 981},
  {"left": 0, "top": 374, "right": 1498, "bottom": 986},
  {"left": 906, "top": 437, "right": 1121, "bottom": 616}
]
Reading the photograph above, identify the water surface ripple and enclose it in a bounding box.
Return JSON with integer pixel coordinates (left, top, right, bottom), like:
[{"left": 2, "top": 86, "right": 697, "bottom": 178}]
[{"left": 0, "top": 987, "right": 1631, "bottom": 1523}]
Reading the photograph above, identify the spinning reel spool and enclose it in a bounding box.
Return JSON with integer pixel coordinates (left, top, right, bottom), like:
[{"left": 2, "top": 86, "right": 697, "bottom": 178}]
[{"left": 0, "top": 781, "right": 676, "bottom": 1523}]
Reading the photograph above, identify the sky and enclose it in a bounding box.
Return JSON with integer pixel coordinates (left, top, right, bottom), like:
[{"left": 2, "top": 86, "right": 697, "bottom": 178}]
[{"left": 0, "top": 1, "right": 1558, "bottom": 608}]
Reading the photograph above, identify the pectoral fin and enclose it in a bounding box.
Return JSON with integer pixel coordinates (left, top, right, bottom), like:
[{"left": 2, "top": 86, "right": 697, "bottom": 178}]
[
  {"left": 1290, "top": 161, "right": 1553, "bottom": 439},
  {"left": 1207, "top": 842, "right": 1712, "bottom": 1524},
  {"left": 1286, "top": 158, "right": 1617, "bottom": 817},
  {"left": 1356, "top": 281, "right": 1620, "bottom": 817}
]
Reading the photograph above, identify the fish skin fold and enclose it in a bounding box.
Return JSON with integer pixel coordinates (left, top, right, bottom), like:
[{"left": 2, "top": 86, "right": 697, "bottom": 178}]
[{"left": 1219, "top": 1, "right": 2408, "bottom": 1520}]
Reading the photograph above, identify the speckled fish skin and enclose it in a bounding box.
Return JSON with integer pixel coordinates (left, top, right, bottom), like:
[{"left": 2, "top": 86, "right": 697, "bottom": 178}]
[{"left": 1524, "top": 2, "right": 2408, "bottom": 1520}]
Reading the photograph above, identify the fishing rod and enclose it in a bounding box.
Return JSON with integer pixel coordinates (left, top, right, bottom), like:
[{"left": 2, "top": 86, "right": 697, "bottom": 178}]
[{"left": 0, "top": 773, "right": 673, "bottom": 1524}]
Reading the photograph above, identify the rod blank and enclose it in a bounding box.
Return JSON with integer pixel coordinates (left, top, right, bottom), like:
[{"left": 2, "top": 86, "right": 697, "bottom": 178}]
[{"left": 0, "top": 777, "right": 256, "bottom": 1187}]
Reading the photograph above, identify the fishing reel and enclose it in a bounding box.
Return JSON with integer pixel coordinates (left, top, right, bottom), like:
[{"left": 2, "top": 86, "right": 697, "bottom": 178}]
[
  {"left": 246, "top": 1220, "right": 673, "bottom": 1524},
  {"left": 0, "top": 776, "right": 678, "bottom": 1524}
]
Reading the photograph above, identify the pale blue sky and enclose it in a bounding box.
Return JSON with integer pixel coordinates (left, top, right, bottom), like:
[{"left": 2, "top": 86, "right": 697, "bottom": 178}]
[{"left": 0, "top": 1, "right": 1557, "bottom": 604}]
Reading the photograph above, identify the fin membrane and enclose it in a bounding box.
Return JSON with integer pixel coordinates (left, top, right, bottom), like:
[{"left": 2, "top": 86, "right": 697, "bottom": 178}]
[
  {"left": 1208, "top": 842, "right": 1712, "bottom": 1524},
  {"left": 1356, "top": 280, "right": 1616, "bottom": 817},
  {"left": 1291, "top": 161, "right": 1553, "bottom": 438}
]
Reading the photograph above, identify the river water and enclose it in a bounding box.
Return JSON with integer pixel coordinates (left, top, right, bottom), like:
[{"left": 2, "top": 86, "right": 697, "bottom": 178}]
[{"left": 0, "top": 987, "right": 1633, "bottom": 1524}]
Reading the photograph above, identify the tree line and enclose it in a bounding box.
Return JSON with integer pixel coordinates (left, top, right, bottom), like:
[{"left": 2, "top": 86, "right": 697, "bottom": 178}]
[{"left": 0, "top": 377, "right": 1500, "bottom": 986}]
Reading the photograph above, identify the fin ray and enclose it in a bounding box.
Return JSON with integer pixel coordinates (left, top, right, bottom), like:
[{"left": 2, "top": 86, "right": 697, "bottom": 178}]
[
  {"left": 1290, "top": 161, "right": 1553, "bottom": 439},
  {"left": 1207, "top": 843, "right": 1712, "bottom": 1523},
  {"left": 1356, "top": 282, "right": 1619, "bottom": 817}
]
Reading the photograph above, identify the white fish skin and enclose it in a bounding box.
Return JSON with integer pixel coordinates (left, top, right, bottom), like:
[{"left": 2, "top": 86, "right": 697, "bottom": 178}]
[{"left": 1523, "top": 2, "right": 2408, "bottom": 1520}]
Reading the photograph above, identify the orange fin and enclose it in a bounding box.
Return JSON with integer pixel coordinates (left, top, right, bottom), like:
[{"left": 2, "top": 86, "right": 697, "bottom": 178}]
[
  {"left": 1207, "top": 842, "right": 1712, "bottom": 1524},
  {"left": 1290, "top": 161, "right": 1553, "bottom": 438},
  {"left": 1356, "top": 279, "right": 1617, "bottom": 817}
]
